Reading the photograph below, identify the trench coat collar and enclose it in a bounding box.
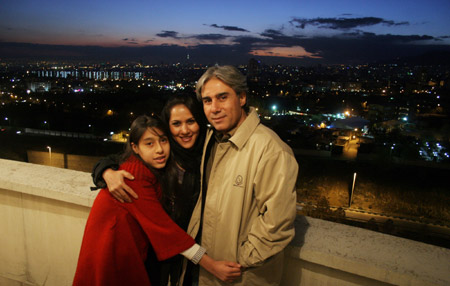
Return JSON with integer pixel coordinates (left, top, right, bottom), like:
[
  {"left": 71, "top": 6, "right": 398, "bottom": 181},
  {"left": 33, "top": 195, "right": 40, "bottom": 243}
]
[{"left": 227, "top": 107, "right": 259, "bottom": 150}]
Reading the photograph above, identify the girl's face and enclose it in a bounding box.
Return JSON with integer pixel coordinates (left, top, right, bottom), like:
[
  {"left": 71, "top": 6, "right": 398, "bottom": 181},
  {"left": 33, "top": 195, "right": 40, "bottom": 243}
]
[
  {"left": 169, "top": 104, "right": 200, "bottom": 149},
  {"left": 132, "top": 127, "right": 170, "bottom": 169}
]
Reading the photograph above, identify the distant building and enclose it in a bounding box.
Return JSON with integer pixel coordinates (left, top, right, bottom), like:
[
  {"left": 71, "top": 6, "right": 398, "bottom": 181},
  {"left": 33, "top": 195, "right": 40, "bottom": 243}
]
[
  {"left": 345, "top": 82, "right": 362, "bottom": 92},
  {"left": 367, "top": 103, "right": 395, "bottom": 122},
  {"left": 247, "top": 58, "right": 260, "bottom": 82},
  {"left": 28, "top": 82, "right": 51, "bottom": 92}
]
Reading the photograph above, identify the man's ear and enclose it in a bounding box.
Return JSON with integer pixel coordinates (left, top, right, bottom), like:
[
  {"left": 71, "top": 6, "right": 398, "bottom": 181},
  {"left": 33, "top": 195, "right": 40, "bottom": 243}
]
[{"left": 239, "top": 92, "right": 247, "bottom": 107}]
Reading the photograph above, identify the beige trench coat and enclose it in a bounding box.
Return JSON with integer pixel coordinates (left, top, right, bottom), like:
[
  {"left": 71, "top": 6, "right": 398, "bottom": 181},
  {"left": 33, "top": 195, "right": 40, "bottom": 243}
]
[{"left": 183, "top": 109, "right": 298, "bottom": 286}]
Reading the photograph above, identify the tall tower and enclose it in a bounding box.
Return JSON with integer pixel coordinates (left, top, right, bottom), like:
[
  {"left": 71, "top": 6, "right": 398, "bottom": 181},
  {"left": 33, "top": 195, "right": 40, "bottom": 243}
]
[{"left": 247, "top": 58, "right": 260, "bottom": 82}]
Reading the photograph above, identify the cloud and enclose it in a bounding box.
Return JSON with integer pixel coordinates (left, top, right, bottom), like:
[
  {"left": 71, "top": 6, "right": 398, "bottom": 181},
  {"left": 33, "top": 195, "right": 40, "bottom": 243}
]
[
  {"left": 290, "top": 17, "right": 409, "bottom": 30},
  {"left": 122, "top": 38, "right": 139, "bottom": 45},
  {"left": 255, "top": 29, "right": 307, "bottom": 48},
  {"left": 260, "top": 29, "right": 307, "bottom": 41},
  {"left": 345, "top": 31, "right": 437, "bottom": 43},
  {"left": 191, "top": 34, "right": 229, "bottom": 41},
  {"left": 261, "top": 29, "right": 285, "bottom": 38},
  {"left": 156, "top": 31, "right": 179, "bottom": 39},
  {"left": 231, "top": 26, "right": 445, "bottom": 64},
  {"left": 156, "top": 30, "right": 230, "bottom": 42},
  {"left": 208, "top": 24, "right": 249, "bottom": 32}
]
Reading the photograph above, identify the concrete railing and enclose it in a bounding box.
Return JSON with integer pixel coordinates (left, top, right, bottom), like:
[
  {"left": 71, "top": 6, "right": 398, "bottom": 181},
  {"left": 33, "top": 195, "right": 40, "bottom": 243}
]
[{"left": 0, "top": 158, "right": 449, "bottom": 286}]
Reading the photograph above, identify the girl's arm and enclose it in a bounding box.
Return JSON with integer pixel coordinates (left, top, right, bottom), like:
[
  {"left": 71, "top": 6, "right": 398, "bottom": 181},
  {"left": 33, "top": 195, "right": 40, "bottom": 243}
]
[
  {"left": 180, "top": 244, "right": 241, "bottom": 282},
  {"left": 198, "top": 254, "right": 242, "bottom": 283}
]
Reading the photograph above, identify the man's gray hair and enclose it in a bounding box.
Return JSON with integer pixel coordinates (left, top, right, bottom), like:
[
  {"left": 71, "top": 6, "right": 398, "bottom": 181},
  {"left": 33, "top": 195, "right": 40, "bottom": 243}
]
[{"left": 195, "top": 65, "right": 249, "bottom": 103}]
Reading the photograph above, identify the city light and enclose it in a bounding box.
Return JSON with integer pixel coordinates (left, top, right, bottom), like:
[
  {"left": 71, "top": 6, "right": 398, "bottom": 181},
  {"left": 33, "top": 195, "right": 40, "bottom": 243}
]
[
  {"left": 46, "top": 146, "right": 52, "bottom": 162},
  {"left": 0, "top": 61, "right": 448, "bottom": 168}
]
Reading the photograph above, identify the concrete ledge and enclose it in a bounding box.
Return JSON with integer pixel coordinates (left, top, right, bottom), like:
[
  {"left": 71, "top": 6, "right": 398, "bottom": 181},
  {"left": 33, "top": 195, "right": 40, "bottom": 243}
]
[
  {"left": 0, "top": 158, "right": 96, "bottom": 207},
  {"left": 0, "top": 158, "right": 449, "bottom": 286},
  {"left": 284, "top": 216, "right": 450, "bottom": 286}
]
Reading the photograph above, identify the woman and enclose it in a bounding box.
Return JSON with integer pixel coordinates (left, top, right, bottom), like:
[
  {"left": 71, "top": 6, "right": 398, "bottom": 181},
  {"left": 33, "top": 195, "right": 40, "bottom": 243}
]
[
  {"left": 90, "top": 94, "right": 210, "bottom": 284},
  {"left": 74, "top": 115, "right": 240, "bottom": 285},
  {"left": 159, "top": 93, "right": 206, "bottom": 231}
]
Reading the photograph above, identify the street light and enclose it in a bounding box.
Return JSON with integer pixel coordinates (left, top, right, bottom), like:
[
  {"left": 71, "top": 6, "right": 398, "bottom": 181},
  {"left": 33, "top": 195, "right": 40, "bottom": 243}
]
[
  {"left": 46, "top": 146, "right": 52, "bottom": 164},
  {"left": 349, "top": 172, "right": 357, "bottom": 207}
]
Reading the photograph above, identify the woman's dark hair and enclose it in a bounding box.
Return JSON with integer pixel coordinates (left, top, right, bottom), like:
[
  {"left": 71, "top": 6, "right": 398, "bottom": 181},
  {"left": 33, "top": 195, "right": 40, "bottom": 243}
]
[
  {"left": 161, "top": 93, "right": 207, "bottom": 162},
  {"left": 160, "top": 94, "right": 207, "bottom": 228},
  {"left": 121, "top": 114, "right": 169, "bottom": 181}
]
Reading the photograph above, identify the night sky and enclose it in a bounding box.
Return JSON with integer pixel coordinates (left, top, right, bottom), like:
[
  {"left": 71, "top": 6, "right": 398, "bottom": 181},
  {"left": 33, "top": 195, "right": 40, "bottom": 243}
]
[{"left": 1, "top": 0, "right": 450, "bottom": 65}]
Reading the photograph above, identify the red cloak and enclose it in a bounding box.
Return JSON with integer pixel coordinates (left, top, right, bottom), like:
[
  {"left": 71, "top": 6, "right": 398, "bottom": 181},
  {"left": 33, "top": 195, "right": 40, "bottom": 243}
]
[{"left": 73, "top": 156, "right": 195, "bottom": 286}]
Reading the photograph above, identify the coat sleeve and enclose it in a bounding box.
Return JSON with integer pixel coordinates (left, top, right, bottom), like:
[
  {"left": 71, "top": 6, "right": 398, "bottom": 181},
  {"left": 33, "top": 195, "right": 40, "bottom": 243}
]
[
  {"left": 91, "top": 154, "right": 121, "bottom": 189},
  {"left": 120, "top": 172, "right": 196, "bottom": 261},
  {"left": 237, "top": 150, "right": 298, "bottom": 267}
]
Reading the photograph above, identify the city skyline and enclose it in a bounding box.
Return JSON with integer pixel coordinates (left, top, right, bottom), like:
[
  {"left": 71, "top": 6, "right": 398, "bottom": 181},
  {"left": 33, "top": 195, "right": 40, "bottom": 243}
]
[{"left": 1, "top": 0, "right": 450, "bottom": 64}]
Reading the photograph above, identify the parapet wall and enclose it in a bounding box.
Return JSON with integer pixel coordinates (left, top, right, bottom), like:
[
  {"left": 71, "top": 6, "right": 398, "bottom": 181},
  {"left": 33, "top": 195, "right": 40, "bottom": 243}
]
[
  {"left": 0, "top": 158, "right": 448, "bottom": 286},
  {"left": 27, "top": 150, "right": 103, "bottom": 172}
]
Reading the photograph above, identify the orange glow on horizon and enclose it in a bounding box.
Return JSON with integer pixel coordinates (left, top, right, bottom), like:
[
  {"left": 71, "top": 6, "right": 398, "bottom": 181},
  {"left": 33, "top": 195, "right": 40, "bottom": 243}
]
[{"left": 249, "top": 46, "right": 321, "bottom": 59}]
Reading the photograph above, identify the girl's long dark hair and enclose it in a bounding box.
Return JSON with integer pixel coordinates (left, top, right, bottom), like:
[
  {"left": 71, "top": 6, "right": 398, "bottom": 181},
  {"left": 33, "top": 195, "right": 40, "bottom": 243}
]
[
  {"left": 160, "top": 94, "right": 207, "bottom": 229},
  {"left": 121, "top": 114, "right": 169, "bottom": 184}
]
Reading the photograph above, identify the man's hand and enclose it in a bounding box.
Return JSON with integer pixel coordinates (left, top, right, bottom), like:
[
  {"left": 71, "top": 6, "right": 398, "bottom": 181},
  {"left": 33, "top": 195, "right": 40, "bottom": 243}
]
[
  {"left": 103, "top": 169, "right": 138, "bottom": 203},
  {"left": 199, "top": 255, "right": 242, "bottom": 283}
]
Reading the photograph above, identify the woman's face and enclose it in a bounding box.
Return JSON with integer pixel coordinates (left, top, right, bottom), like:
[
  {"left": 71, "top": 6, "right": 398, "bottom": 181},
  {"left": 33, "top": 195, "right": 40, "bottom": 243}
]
[
  {"left": 169, "top": 104, "right": 200, "bottom": 149},
  {"left": 132, "top": 127, "right": 170, "bottom": 169}
]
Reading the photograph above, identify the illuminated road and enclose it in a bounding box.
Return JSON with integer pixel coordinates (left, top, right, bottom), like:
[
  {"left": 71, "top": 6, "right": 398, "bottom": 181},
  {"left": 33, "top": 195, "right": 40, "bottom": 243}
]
[{"left": 341, "top": 138, "right": 359, "bottom": 159}]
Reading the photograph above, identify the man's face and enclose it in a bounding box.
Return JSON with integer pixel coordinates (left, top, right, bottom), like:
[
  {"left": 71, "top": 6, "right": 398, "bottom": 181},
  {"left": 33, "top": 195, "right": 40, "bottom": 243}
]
[{"left": 201, "top": 77, "right": 246, "bottom": 134}]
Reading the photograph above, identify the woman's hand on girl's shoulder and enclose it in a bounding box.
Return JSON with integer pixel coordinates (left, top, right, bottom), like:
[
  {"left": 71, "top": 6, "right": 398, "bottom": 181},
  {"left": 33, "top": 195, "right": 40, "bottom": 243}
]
[{"left": 103, "top": 169, "right": 138, "bottom": 203}]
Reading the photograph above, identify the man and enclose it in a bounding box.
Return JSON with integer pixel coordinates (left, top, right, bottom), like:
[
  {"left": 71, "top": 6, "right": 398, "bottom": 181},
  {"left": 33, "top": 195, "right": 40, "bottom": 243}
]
[{"left": 184, "top": 65, "right": 298, "bottom": 285}]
